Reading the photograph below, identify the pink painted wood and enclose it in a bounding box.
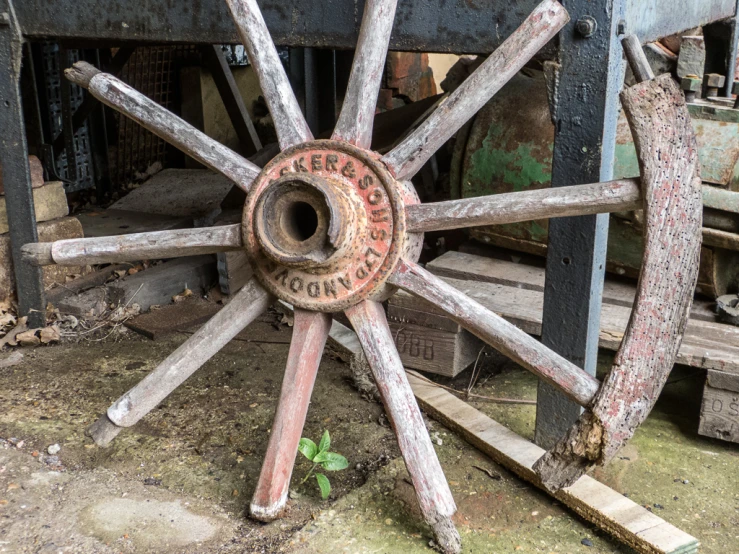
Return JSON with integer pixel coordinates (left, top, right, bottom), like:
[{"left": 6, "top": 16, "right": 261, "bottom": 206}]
[
  {"left": 250, "top": 309, "right": 332, "bottom": 521},
  {"left": 345, "top": 300, "right": 460, "bottom": 554},
  {"left": 533, "top": 74, "right": 703, "bottom": 491},
  {"left": 389, "top": 260, "right": 600, "bottom": 407},
  {"left": 381, "top": 0, "right": 569, "bottom": 181},
  {"left": 332, "top": 0, "right": 398, "bottom": 148},
  {"left": 225, "top": 0, "right": 314, "bottom": 150},
  {"left": 405, "top": 179, "right": 642, "bottom": 233},
  {"left": 65, "top": 62, "right": 259, "bottom": 191}
]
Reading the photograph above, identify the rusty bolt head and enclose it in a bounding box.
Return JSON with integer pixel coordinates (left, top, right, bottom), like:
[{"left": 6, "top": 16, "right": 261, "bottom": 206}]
[
  {"left": 0, "top": 12, "right": 10, "bottom": 26},
  {"left": 575, "top": 16, "right": 597, "bottom": 38},
  {"left": 681, "top": 75, "right": 702, "bottom": 92},
  {"left": 704, "top": 73, "right": 726, "bottom": 89}
]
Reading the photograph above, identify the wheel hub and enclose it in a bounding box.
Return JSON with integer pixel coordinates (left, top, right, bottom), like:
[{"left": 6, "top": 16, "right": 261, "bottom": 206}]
[{"left": 244, "top": 140, "right": 415, "bottom": 312}]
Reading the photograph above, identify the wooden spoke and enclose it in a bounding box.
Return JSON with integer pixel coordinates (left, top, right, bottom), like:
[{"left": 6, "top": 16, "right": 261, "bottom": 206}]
[
  {"left": 22, "top": 224, "right": 243, "bottom": 267},
  {"left": 88, "top": 280, "right": 273, "bottom": 446},
  {"left": 225, "top": 0, "right": 313, "bottom": 149},
  {"left": 251, "top": 309, "right": 331, "bottom": 522},
  {"left": 65, "top": 62, "right": 259, "bottom": 191},
  {"left": 389, "top": 260, "right": 600, "bottom": 407},
  {"left": 406, "top": 179, "right": 642, "bottom": 233},
  {"left": 345, "top": 300, "right": 460, "bottom": 554},
  {"left": 332, "top": 0, "right": 398, "bottom": 148},
  {"left": 381, "top": 0, "right": 569, "bottom": 181}
]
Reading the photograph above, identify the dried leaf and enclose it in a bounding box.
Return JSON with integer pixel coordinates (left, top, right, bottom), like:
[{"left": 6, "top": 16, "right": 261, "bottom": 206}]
[
  {"left": 16, "top": 329, "right": 40, "bottom": 347},
  {"left": 172, "top": 288, "right": 193, "bottom": 303},
  {"left": 0, "top": 317, "right": 28, "bottom": 349},
  {"left": 39, "top": 326, "right": 60, "bottom": 344}
]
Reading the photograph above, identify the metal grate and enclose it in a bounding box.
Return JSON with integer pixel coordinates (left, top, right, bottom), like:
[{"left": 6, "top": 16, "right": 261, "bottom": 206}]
[
  {"left": 40, "top": 43, "right": 95, "bottom": 192},
  {"left": 111, "top": 46, "right": 183, "bottom": 187}
]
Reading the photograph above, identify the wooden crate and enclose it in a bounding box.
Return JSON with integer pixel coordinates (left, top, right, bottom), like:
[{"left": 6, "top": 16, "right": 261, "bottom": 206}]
[
  {"left": 388, "top": 291, "right": 484, "bottom": 377},
  {"left": 698, "top": 370, "right": 739, "bottom": 443}
]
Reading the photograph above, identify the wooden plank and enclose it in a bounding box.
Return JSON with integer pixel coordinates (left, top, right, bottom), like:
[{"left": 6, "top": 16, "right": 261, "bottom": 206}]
[
  {"left": 106, "top": 255, "right": 218, "bottom": 312},
  {"left": 706, "top": 369, "right": 739, "bottom": 394},
  {"left": 76, "top": 209, "right": 190, "bottom": 238},
  {"left": 395, "top": 275, "right": 739, "bottom": 375},
  {"left": 381, "top": 0, "right": 569, "bottom": 180},
  {"left": 217, "top": 250, "right": 253, "bottom": 295},
  {"left": 407, "top": 371, "right": 700, "bottom": 554},
  {"left": 698, "top": 384, "right": 739, "bottom": 444},
  {"left": 426, "top": 250, "right": 716, "bottom": 322}
]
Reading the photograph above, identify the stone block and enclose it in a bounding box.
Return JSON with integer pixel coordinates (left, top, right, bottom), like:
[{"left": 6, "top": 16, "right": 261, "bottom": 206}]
[{"left": 0, "top": 181, "right": 69, "bottom": 235}]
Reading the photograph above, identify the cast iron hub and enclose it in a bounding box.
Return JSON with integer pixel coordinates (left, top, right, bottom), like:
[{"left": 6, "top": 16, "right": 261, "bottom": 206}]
[{"left": 243, "top": 140, "right": 419, "bottom": 312}]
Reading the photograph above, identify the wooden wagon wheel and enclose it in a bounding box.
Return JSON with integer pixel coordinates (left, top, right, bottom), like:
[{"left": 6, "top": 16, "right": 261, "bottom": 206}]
[{"left": 22, "top": 1, "right": 702, "bottom": 552}]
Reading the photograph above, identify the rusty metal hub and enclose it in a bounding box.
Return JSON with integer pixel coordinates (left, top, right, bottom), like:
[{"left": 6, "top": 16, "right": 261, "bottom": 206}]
[{"left": 243, "top": 140, "right": 416, "bottom": 312}]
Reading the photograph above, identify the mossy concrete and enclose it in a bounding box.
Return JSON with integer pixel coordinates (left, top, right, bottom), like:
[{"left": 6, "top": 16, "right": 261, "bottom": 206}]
[{"left": 0, "top": 318, "right": 736, "bottom": 553}]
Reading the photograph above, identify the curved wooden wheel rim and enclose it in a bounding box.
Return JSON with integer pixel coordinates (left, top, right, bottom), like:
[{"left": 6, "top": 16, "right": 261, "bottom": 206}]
[{"left": 19, "top": 1, "right": 702, "bottom": 552}]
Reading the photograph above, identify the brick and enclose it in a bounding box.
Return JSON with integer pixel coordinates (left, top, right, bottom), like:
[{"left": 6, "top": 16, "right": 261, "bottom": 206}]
[
  {"left": 0, "top": 155, "right": 44, "bottom": 196},
  {"left": 0, "top": 217, "right": 86, "bottom": 303},
  {"left": 0, "top": 181, "right": 69, "bottom": 234},
  {"left": 677, "top": 36, "right": 705, "bottom": 79}
]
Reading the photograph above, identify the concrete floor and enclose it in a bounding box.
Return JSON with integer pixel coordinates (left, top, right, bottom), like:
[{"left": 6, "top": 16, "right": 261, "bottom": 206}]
[{"left": 0, "top": 307, "right": 737, "bottom": 553}]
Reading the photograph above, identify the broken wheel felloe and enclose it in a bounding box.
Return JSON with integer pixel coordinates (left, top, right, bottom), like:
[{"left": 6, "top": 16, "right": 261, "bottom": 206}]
[{"left": 20, "top": 1, "right": 702, "bottom": 552}]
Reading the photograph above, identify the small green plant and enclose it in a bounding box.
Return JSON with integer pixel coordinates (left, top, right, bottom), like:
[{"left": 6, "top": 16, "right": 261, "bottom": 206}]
[{"left": 298, "top": 430, "right": 348, "bottom": 499}]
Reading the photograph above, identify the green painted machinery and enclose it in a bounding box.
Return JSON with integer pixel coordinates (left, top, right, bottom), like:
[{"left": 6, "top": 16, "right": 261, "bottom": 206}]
[{"left": 451, "top": 69, "right": 739, "bottom": 297}]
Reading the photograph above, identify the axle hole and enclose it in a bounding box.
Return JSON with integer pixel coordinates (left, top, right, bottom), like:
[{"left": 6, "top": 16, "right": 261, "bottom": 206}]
[{"left": 284, "top": 201, "right": 319, "bottom": 242}]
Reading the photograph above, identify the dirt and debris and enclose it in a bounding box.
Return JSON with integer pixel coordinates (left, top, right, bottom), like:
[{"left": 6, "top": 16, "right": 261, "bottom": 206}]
[{"left": 0, "top": 302, "right": 736, "bottom": 553}]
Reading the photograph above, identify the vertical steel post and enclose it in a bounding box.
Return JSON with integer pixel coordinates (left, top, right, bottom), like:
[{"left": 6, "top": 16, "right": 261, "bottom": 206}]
[
  {"left": 535, "top": 0, "right": 627, "bottom": 448},
  {"left": 0, "top": 0, "right": 46, "bottom": 327}
]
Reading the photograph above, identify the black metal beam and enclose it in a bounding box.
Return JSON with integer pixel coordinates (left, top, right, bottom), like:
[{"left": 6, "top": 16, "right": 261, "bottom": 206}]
[
  {"left": 535, "top": 0, "right": 627, "bottom": 448},
  {"left": 0, "top": 0, "right": 46, "bottom": 327},
  {"left": 17, "top": 0, "right": 735, "bottom": 52}
]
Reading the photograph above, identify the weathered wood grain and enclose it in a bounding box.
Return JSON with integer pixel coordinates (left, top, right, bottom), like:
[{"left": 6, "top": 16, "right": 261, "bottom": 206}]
[
  {"left": 391, "top": 275, "right": 739, "bottom": 375},
  {"left": 407, "top": 372, "right": 699, "bottom": 554},
  {"left": 23, "top": 224, "right": 243, "bottom": 266},
  {"left": 65, "top": 62, "right": 259, "bottom": 191},
  {"left": 332, "top": 0, "right": 398, "bottom": 148},
  {"left": 622, "top": 35, "right": 656, "bottom": 83},
  {"left": 405, "top": 179, "right": 642, "bottom": 233},
  {"left": 251, "top": 309, "right": 331, "bottom": 521},
  {"left": 534, "top": 74, "right": 703, "bottom": 490},
  {"left": 698, "top": 383, "right": 739, "bottom": 443},
  {"left": 345, "top": 300, "right": 460, "bottom": 554},
  {"left": 388, "top": 303, "right": 484, "bottom": 377},
  {"left": 425, "top": 250, "right": 717, "bottom": 322},
  {"left": 225, "top": 0, "right": 313, "bottom": 150},
  {"left": 381, "top": 0, "right": 569, "bottom": 180},
  {"left": 389, "top": 260, "right": 600, "bottom": 407},
  {"left": 89, "top": 279, "right": 273, "bottom": 445}
]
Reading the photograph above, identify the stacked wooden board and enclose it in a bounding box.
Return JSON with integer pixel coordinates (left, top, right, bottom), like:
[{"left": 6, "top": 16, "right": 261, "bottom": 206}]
[{"left": 388, "top": 251, "right": 739, "bottom": 443}]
